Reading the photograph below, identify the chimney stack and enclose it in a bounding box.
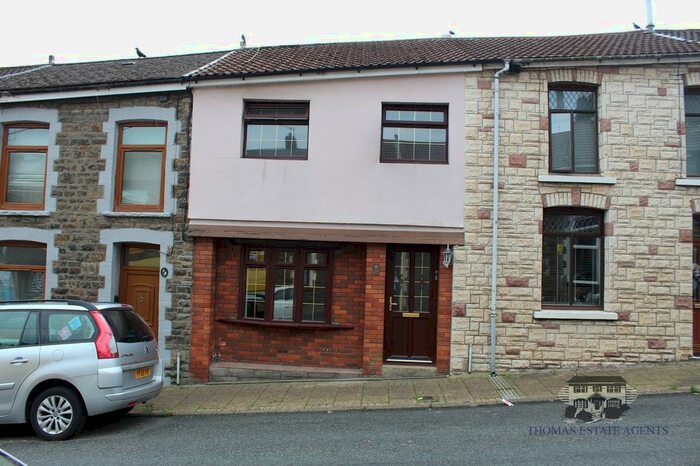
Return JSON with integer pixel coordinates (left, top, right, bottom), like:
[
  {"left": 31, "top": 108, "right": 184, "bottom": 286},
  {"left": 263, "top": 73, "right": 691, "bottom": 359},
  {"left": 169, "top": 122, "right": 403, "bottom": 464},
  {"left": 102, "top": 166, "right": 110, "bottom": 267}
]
[
  {"left": 645, "top": 0, "right": 655, "bottom": 31},
  {"left": 48, "top": 55, "right": 55, "bottom": 65}
]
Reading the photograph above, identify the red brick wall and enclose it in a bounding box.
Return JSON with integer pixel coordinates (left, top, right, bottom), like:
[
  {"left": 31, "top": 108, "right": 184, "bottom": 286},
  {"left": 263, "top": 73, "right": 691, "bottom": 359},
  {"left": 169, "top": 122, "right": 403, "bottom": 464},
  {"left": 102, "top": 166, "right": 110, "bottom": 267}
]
[
  {"left": 212, "top": 242, "right": 366, "bottom": 369},
  {"left": 189, "top": 238, "right": 216, "bottom": 381},
  {"left": 436, "top": 261, "right": 453, "bottom": 374},
  {"left": 362, "top": 243, "right": 386, "bottom": 375}
]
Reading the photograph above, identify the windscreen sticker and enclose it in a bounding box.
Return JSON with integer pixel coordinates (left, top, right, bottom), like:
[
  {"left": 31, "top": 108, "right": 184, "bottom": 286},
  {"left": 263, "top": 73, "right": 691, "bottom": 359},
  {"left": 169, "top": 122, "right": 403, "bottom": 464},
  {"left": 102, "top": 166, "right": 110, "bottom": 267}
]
[
  {"left": 57, "top": 327, "right": 72, "bottom": 341},
  {"left": 69, "top": 317, "right": 82, "bottom": 331}
]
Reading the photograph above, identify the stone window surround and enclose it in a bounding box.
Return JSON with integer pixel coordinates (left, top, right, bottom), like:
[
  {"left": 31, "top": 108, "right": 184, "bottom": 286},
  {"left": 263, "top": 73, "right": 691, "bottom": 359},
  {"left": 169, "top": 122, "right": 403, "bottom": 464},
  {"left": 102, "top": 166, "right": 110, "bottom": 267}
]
[
  {"left": 537, "top": 191, "right": 618, "bottom": 321},
  {"left": 0, "top": 227, "right": 59, "bottom": 298},
  {"left": 98, "top": 228, "right": 173, "bottom": 380},
  {"left": 97, "top": 107, "right": 180, "bottom": 217},
  {"left": 0, "top": 108, "right": 60, "bottom": 216}
]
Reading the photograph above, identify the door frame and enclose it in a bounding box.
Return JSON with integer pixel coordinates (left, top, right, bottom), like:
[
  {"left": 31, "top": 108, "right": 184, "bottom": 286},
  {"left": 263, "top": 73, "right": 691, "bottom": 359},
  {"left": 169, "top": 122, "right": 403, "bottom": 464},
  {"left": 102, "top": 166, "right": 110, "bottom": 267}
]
[
  {"left": 118, "top": 243, "right": 160, "bottom": 337},
  {"left": 383, "top": 244, "right": 439, "bottom": 364}
]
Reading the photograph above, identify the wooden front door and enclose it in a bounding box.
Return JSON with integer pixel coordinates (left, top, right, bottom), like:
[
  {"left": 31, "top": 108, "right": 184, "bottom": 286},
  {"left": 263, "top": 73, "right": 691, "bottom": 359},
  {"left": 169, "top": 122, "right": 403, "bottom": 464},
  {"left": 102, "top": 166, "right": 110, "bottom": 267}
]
[
  {"left": 384, "top": 245, "right": 438, "bottom": 363},
  {"left": 119, "top": 244, "right": 160, "bottom": 337}
]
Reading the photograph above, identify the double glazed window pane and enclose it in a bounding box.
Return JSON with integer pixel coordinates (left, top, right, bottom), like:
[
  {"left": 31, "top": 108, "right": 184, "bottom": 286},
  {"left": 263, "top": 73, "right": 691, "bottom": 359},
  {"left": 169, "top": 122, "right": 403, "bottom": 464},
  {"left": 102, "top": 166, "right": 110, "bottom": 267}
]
[
  {"left": 381, "top": 127, "right": 446, "bottom": 161},
  {"left": 5, "top": 152, "right": 46, "bottom": 204},
  {"left": 687, "top": 116, "right": 700, "bottom": 176},
  {"left": 245, "top": 267, "right": 266, "bottom": 319},
  {"left": 549, "top": 89, "right": 596, "bottom": 173},
  {"left": 120, "top": 151, "right": 162, "bottom": 205},
  {"left": 7, "top": 127, "right": 49, "bottom": 146},
  {"left": 245, "top": 124, "right": 308, "bottom": 157},
  {"left": 302, "top": 269, "right": 326, "bottom": 322},
  {"left": 273, "top": 268, "right": 294, "bottom": 321},
  {"left": 385, "top": 110, "right": 445, "bottom": 123},
  {"left": 542, "top": 212, "right": 602, "bottom": 307},
  {"left": 121, "top": 126, "right": 166, "bottom": 145}
]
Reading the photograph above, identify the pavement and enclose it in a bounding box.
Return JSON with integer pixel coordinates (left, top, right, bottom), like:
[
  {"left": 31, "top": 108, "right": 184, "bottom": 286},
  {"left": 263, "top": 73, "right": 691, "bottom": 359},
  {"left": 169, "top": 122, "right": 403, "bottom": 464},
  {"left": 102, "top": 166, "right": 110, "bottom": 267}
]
[{"left": 132, "top": 361, "right": 700, "bottom": 416}]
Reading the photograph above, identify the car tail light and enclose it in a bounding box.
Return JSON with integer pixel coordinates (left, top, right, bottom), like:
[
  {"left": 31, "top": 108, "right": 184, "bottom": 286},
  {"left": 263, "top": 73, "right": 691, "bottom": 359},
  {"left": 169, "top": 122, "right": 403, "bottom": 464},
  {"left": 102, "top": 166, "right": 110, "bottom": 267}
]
[{"left": 90, "top": 310, "right": 119, "bottom": 359}]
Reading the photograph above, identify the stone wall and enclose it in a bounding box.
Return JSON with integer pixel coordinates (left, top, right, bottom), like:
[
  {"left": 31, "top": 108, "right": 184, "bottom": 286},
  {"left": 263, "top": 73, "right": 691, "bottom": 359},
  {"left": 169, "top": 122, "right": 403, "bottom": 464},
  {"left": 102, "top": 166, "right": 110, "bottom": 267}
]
[
  {"left": 453, "top": 64, "right": 700, "bottom": 372},
  {"left": 0, "top": 92, "right": 194, "bottom": 380}
]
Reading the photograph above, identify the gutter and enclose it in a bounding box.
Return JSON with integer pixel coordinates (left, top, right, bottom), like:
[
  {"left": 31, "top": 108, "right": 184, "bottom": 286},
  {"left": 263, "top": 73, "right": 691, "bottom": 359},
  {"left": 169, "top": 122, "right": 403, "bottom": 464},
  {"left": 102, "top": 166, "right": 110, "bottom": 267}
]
[{"left": 0, "top": 82, "right": 187, "bottom": 103}]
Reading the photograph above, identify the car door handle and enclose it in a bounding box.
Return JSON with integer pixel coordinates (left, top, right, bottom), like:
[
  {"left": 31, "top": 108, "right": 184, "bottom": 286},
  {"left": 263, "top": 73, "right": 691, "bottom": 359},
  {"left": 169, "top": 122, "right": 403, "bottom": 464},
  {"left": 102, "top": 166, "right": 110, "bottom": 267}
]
[{"left": 10, "top": 357, "right": 29, "bottom": 365}]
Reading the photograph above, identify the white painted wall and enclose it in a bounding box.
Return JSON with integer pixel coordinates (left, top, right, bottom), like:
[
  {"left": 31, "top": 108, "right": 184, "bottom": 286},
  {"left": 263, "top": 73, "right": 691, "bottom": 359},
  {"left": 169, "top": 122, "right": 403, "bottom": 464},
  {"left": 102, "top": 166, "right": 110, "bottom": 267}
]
[{"left": 189, "top": 74, "right": 465, "bottom": 229}]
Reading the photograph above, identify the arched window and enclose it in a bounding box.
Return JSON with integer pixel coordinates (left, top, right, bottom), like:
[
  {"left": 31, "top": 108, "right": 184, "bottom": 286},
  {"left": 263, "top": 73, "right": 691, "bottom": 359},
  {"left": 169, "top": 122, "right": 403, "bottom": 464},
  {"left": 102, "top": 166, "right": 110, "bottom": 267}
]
[
  {"left": 0, "top": 241, "right": 46, "bottom": 300},
  {"left": 542, "top": 208, "right": 604, "bottom": 308}
]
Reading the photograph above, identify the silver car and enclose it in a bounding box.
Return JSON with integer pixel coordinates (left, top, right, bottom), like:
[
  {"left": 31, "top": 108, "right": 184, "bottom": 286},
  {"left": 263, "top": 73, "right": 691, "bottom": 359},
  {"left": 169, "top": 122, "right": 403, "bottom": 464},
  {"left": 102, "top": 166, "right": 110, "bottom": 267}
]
[{"left": 0, "top": 300, "right": 162, "bottom": 440}]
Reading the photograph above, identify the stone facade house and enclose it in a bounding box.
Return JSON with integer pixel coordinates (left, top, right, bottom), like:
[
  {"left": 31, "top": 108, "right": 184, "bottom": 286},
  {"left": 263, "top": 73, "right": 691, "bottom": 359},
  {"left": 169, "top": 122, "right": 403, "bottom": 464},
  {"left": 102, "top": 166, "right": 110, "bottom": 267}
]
[
  {"left": 2, "top": 29, "right": 700, "bottom": 384},
  {"left": 454, "top": 30, "right": 700, "bottom": 372},
  {"left": 0, "top": 51, "right": 226, "bottom": 382}
]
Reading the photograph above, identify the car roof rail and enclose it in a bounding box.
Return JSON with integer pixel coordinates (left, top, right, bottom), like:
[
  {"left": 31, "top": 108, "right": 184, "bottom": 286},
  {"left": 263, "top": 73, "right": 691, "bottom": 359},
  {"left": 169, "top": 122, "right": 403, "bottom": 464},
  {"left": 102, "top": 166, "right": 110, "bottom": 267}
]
[{"left": 0, "top": 299, "right": 98, "bottom": 311}]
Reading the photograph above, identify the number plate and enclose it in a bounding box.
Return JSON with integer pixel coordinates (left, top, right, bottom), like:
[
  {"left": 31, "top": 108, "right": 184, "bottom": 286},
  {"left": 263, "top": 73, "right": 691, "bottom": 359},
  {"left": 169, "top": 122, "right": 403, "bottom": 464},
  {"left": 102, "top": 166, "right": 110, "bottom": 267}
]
[{"left": 134, "top": 367, "right": 152, "bottom": 379}]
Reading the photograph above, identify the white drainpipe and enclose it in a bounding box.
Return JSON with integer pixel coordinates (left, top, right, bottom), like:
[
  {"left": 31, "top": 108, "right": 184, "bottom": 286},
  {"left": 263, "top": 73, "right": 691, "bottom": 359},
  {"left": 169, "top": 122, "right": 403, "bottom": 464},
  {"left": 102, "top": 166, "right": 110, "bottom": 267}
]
[{"left": 490, "top": 61, "right": 510, "bottom": 376}]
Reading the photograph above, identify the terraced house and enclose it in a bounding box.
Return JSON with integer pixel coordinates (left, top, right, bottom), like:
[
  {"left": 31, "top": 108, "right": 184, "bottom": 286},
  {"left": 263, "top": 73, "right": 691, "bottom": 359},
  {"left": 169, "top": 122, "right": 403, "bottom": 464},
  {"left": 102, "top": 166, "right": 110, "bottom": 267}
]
[
  {"left": 2, "top": 28, "right": 699, "bottom": 383},
  {"left": 184, "top": 29, "right": 700, "bottom": 381},
  {"left": 0, "top": 51, "right": 227, "bottom": 381}
]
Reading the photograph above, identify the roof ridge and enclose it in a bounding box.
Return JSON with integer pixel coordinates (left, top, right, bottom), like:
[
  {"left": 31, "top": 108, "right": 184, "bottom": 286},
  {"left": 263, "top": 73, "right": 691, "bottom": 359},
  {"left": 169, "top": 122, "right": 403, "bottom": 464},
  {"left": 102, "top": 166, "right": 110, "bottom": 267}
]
[
  {"left": 653, "top": 30, "right": 700, "bottom": 44},
  {"left": 184, "top": 49, "right": 236, "bottom": 78},
  {"left": 0, "top": 64, "right": 52, "bottom": 80}
]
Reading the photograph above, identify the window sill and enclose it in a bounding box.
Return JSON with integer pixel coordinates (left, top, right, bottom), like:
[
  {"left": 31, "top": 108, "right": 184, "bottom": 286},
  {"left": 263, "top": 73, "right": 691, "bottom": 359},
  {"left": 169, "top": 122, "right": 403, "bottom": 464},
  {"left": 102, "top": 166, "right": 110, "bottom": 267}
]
[
  {"left": 216, "top": 317, "right": 354, "bottom": 330},
  {"left": 538, "top": 175, "right": 617, "bottom": 185},
  {"left": 0, "top": 210, "right": 50, "bottom": 217},
  {"left": 534, "top": 310, "right": 618, "bottom": 321},
  {"left": 675, "top": 178, "right": 700, "bottom": 187},
  {"left": 102, "top": 211, "right": 173, "bottom": 218}
]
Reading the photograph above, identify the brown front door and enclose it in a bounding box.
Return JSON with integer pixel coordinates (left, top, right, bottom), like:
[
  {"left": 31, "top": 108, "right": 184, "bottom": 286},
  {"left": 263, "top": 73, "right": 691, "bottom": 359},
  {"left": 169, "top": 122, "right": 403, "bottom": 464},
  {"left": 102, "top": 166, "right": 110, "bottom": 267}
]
[
  {"left": 119, "top": 244, "right": 160, "bottom": 337},
  {"left": 384, "top": 245, "right": 438, "bottom": 363}
]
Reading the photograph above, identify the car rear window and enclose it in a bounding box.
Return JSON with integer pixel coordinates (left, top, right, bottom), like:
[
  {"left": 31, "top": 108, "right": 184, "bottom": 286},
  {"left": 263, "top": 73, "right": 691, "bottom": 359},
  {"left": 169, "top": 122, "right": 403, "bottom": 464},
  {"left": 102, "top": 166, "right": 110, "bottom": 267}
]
[{"left": 100, "top": 309, "right": 154, "bottom": 343}]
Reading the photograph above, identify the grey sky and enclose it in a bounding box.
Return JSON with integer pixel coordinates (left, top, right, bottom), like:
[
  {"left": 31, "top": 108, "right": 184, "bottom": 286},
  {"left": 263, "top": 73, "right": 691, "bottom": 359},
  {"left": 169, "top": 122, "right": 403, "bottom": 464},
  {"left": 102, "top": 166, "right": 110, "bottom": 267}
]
[{"left": 2, "top": 0, "right": 698, "bottom": 67}]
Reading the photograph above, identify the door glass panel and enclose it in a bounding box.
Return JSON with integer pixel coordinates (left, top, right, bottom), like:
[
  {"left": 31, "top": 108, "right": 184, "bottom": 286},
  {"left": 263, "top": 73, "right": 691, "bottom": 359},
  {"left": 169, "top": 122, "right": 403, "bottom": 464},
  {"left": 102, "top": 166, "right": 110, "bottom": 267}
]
[
  {"left": 273, "top": 268, "right": 294, "bottom": 321},
  {"left": 245, "top": 267, "right": 266, "bottom": 319},
  {"left": 123, "top": 246, "right": 160, "bottom": 267},
  {"left": 46, "top": 312, "right": 96, "bottom": 342},
  {"left": 393, "top": 252, "right": 410, "bottom": 312},
  {"left": 413, "top": 252, "right": 431, "bottom": 313},
  {"left": 0, "top": 311, "right": 31, "bottom": 348},
  {"left": 302, "top": 269, "right": 326, "bottom": 322}
]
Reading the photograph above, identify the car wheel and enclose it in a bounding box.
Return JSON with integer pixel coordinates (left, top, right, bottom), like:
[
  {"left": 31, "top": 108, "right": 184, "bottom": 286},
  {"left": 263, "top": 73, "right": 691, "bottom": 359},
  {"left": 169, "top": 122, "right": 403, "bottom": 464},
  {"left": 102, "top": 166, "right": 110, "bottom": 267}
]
[{"left": 29, "top": 387, "right": 86, "bottom": 441}]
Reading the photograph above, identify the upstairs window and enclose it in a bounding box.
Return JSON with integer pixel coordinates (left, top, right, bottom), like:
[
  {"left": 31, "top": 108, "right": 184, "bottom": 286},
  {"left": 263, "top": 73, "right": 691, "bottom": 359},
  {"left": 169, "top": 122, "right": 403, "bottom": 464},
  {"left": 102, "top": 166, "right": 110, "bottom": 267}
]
[
  {"left": 548, "top": 86, "right": 597, "bottom": 174},
  {"left": 686, "top": 89, "right": 700, "bottom": 176},
  {"left": 114, "top": 122, "right": 167, "bottom": 211},
  {"left": 542, "top": 209, "right": 603, "bottom": 309},
  {"left": 243, "top": 102, "right": 309, "bottom": 159},
  {"left": 381, "top": 104, "right": 448, "bottom": 163},
  {"left": 0, "top": 123, "right": 49, "bottom": 210},
  {"left": 0, "top": 242, "right": 46, "bottom": 300},
  {"left": 242, "top": 245, "right": 331, "bottom": 323}
]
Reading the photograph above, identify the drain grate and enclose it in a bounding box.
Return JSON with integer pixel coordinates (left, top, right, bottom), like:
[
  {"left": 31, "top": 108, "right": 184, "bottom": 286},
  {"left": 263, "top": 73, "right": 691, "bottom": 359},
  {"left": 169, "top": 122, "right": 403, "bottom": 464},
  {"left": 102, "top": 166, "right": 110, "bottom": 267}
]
[{"left": 489, "top": 376, "right": 521, "bottom": 400}]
